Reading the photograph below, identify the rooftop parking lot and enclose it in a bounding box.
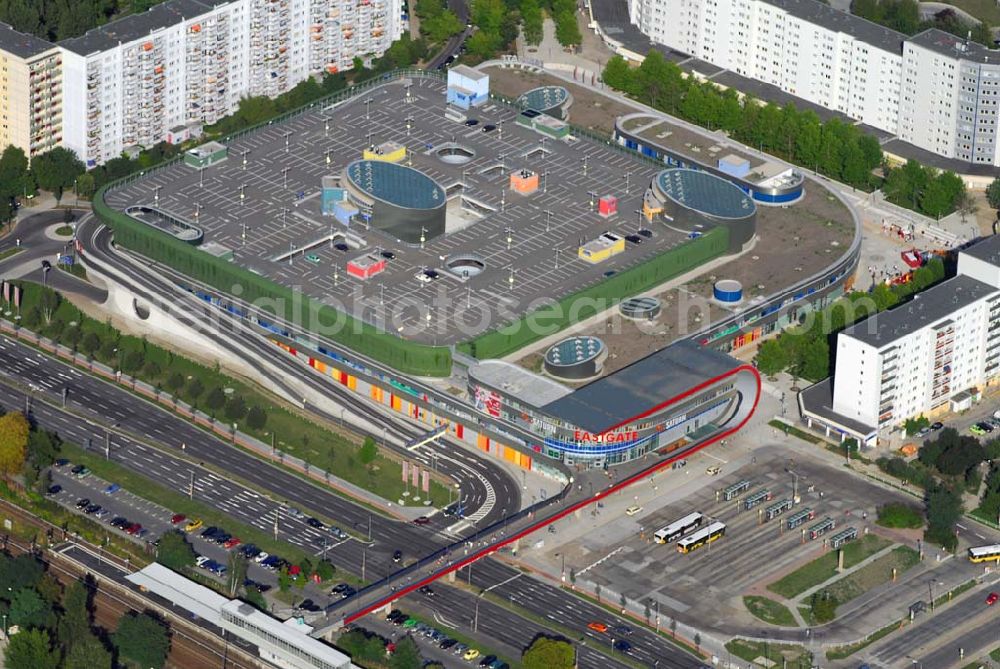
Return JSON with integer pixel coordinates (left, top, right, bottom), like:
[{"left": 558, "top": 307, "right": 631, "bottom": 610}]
[{"left": 105, "top": 76, "right": 699, "bottom": 345}]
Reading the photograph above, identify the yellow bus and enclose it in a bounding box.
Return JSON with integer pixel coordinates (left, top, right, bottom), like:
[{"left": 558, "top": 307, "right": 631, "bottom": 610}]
[
  {"left": 677, "top": 521, "right": 726, "bottom": 554},
  {"left": 968, "top": 544, "right": 1000, "bottom": 563}
]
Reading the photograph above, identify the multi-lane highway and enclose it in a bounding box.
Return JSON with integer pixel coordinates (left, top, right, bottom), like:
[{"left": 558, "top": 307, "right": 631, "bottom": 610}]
[{"left": 0, "top": 328, "right": 703, "bottom": 667}]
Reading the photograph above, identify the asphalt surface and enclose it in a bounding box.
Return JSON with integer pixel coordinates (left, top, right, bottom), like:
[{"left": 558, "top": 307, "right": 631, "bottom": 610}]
[
  {"left": 78, "top": 218, "right": 517, "bottom": 528},
  {"left": 867, "top": 582, "right": 1000, "bottom": 667},
  {"left": 915, "top": 614, "right": 1000, "bottom": 669},
  {"left": 0, "top": 209, "right": 107, "bottom": 302},
  {"left": 0, "top": 334, "right": 703, "bottom": 667}
]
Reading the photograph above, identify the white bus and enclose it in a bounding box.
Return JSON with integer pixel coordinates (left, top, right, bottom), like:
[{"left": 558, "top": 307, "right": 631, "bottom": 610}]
[
  {"left": 654, "top": 512, "right": 704, "bottom": 544},
  {"left": 677, "top": 521, "right": 727, "bottom": 554},
  {"left": 968, "top": 544, "right": 1000, "bottom": 563}
]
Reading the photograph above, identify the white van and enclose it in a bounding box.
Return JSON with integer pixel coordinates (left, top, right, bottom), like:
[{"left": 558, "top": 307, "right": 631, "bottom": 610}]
[{"left": 705, "top": 465, "right": 722, "bottom": 476}]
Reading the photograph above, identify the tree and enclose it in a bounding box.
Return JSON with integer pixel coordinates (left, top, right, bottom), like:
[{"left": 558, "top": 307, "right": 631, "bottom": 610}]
[
  {"left": 359, "top": 436, "right": 378, "bottom": 465},
  {"left": 9, "top": 587, "right": 52, "bottom": 629},
  {"left": 121, "top": 350, "right": 144, "bottom": 374},
  {"left": 245, "top": 405, "right": 267, "bottom": 430},
  {"left": 315, "top": 560, "right": 335, "bottom": 581},
  {"left": 389, "top": 634, "right": 422, "bottom": 669},
  {"left": 520, "top": 0, "right": 542, "bottom": 44},
  {"left": 79, "top": 332, "right": 101, "bottom": 356},
  {"left": 226, "top": 552, "right": 249, "bottom": 598},
  {"left": 0, "top": 555, "right": 44, "bottom": 595},
  {"left": 602, "top": 56, "right": 632, "bottom": 92},
  {"left": 522, "top": 636, "right": 574, "bottom": 669},
  {"left": 224, "top": 395, "right": 247, "bottom": 421},
  {"left": 924, "top": 482, "right": 963, "bottom": 551},
  {"left": 568, "top": 568, "right": 576, "bottom": 588},
  {"left": 755, "top": 338, "right": 788, "bottom": 376},
  {"left": 74, "top": 173, "right": 95, "bottom": 200},
  {"left": 166, "top": 372, "right": 185, "bottom": 393},
  {"left": 64, "top": 635, "right": 112, "bottom": 669},
  {"left": 422, "top": 10, "right": 463, "bottom": 42},
  {"left": 204, "top": 387, "right": 226, "bottom": 411},
  {"left": 58, "top": 580, "right": 92, "bottom": 650},
  {"left": 31, "top": 147, "right": 85, "bottom": 202},
  {"left": 185, "top": 377, "right": 204, "bottom": 401},
  {"left": 155, "top": 530, "right": 197, "bottom": 571},
  {"left": 466, "top": 30, "right": 499, "bottom": 59},
  {"left": 114, "top": 613, "right": 170, "bottom": 669},
  {"left": 0, "top": 145, "right": 30, "bottom": 204},
  {"left": 554, "top": 10, "right": 581, "bottom": 47},
  {"left": 987, "top": 176, "right": 1000, "bottom": 209},
  {"left": 0, "top": 411, "right": 30, "bottom": 478},
  {"left": 3, "top": 628, "right": 59, "bottom": 669},
  {"left": 809, "top": 591, "right": 838, "bottom": 623}
]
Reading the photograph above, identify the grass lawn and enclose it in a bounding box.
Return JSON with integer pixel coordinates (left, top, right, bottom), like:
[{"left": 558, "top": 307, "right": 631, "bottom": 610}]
[
  {"left": 818, "top": 546, "right": 920, "bottom": 606},
  {"left": 0, "top": 248, "right": 22, "bottom": 261},
  {"left": 55, "top": 225, "right": 74, "bottom": 236},
  {"left": 991, "top": 647, "right": 1000, "bottom": 662},
  {"left": 742, "top": 595, "right": 798, "bottom": 627},
  {"left": 725, "top": 639, "right": 812, "bottom": 668},
  {"left": 825, "top": 619, "right": 904, "bottom": 660},
  {"left": 767, "top": 535, "right": 892, "bottom": 599},
  {"left": 768, "top": 419, "right": 824, "bottom": 445},
  {"left": 8, "top": 281, "right": 450, "bottom": 507},
  {"left": 876, "top": 502, "right": 924, "bottom": 529}
]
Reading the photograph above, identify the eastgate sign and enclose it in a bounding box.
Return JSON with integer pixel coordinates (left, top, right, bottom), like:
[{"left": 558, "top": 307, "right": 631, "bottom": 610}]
[{"left": 573, "top": 430, "right": 640, "bottom": 444}]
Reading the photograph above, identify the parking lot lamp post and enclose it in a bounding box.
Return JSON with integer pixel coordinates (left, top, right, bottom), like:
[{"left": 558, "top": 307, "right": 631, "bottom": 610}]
[
  {"left": 154, "top": 185, "right": 161, "bottom": 206},
  {"left": 508, "top": 267, "right": 515, "bottom": 291},
  {"left": 239, "top": 183, "right": 246, "bottom": 206},
  {"left": 420, "top": 227, "right": 426, "bottom": 249},
  {"left": 283, "top": 208, "right": 288, "bottom": 229},
  {"left": 546, "top": 210, "right": 552, "bottom": 232},
  {"left": 241, "top": 149, "right": 249, "bottom": 171},
  {"left": 543, "top": 170, "right": 548, "bottom": 193},
  {"left": 624, "top": 171, "right": 631, "bottom": 195},
  {"left": 282, "top": 167, "right": 290, "bottom": 190},
  {"left": 582, "top": 155, "right": 588, "bottom": 176},
  {"left": 195, "top": 203, "right": 201, "bottom": 222},
  {"left": 199, "top": 167, "right": 204, "bottom": 188},
  {"left": 506, "top": 227, "right": 512, "bottom": 250},
  {"left": 325, "top": 149, "right": 331, "bottom": 166},
  {"left": 284, "top": 131, "right": 291, "bottom": 153},
  {"left": 324, "top": 117, "right": 330, "bottom": 137}
]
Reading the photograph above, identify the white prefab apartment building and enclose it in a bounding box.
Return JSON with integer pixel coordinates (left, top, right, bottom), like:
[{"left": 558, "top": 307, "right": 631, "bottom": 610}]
[
  {"left": 628, "top": 0, "right": 1000, "bottom": 166},
  {"left": 802, "top": 236, "right": 1000, "bottom": 443},
  {"left": 0, "top": 0, "right": 400, "bottom": 166}
]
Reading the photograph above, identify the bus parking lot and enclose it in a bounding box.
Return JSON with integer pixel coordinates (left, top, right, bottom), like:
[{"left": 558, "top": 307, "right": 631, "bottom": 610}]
[{"left": 539, "top": 449, "right": 944, "bottom": 629}]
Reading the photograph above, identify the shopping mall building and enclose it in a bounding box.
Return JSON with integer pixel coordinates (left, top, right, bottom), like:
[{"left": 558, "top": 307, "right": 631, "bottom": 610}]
[{"left": 467, "top": 340, "right": 761, "bottom": 467}]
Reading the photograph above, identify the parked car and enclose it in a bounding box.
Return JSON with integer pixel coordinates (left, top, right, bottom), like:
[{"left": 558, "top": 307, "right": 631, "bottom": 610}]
[
  {"left": 75, "top": 498, "right": 90, "bottom": 510},
  {"left": 103, "top": 483, "right": 120, "bottom": 495},
  {"left": 298, "top": 599, "right": 320, "bottom": 612},
  {"left": 331, "top": 583, "right": 352, "bottom": 595},
  {"left": 84, "top": 504, "right": 101, "bottom": 515},
  {"left": 224, "top": 537, "right": 242, "bottom": 550},
  {"left": 171, "top": 514, "right": 186, "bottom": 525},
  {"left": 306, "top": 517, "right": 324, "bottom": 529},
  {"left": 184, "top": 519, "right": 203, "bottom": 532},
  {"left": 46, "top": 485, "right": 62, "bottom": 495}
]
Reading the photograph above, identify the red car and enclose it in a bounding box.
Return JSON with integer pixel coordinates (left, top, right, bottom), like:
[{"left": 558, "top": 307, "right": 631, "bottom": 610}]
[
  {"left": 987, "top": 592, "right": 999, "bottom": 606},
  {"left": 171, "top": 514, "right": 186, "bottom": 525},
  {"left": 224, "top": 537, "right": 242, "bottom": 550},
  {"left": 413, "top": 516, "right": 430, "bottom": 525},
  {"left": 126, "top": 523, "right": 142, "bottom": 536}
]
